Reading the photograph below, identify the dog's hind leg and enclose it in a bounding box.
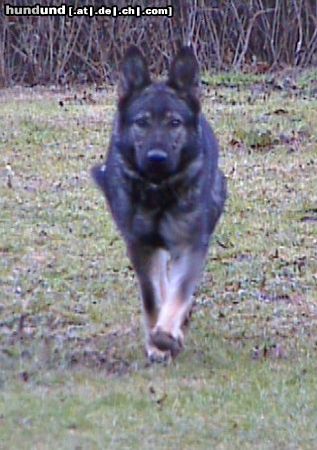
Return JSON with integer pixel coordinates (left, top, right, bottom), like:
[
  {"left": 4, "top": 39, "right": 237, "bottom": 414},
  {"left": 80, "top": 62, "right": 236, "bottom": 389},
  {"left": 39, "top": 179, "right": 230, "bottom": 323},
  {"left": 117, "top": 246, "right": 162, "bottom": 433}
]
[
  {"left": 128, "top": 244, "right": 171, "bottom": 362},
  {"left": 150, "top": 248, "right": 206, "bottom": 358}
]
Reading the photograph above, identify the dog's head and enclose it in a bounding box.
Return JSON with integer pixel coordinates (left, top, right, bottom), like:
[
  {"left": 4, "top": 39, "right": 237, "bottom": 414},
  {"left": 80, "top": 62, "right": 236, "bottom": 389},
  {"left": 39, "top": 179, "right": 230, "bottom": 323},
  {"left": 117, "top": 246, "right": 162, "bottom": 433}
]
[{"left": 116, "top": 46, "right": 201, "bottom": 181}]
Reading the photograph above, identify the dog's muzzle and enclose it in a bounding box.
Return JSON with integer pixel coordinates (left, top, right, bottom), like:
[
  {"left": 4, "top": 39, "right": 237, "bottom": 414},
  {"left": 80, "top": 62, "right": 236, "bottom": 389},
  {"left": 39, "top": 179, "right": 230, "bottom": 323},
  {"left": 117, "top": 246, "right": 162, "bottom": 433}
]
[{"left": 141, "top": 149, "right": 172, "bottom": 180}]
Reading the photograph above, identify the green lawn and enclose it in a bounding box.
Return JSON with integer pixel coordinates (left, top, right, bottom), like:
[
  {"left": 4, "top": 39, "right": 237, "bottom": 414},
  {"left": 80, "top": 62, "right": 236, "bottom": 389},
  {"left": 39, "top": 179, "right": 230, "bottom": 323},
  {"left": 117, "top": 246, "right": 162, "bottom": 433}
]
[{"left": 0, "top": 74, "right": 317, "bottom": 449}]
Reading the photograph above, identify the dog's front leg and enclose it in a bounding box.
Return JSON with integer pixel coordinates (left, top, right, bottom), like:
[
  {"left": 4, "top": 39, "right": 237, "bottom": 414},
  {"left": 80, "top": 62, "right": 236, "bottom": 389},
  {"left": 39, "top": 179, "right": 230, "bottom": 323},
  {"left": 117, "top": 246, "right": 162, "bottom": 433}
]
[
  {"left": 150, "top": 248, "right": 206, "bottom": 358},
  {"left": 127, "top": 244, "right": 171, "bottom": 362}
]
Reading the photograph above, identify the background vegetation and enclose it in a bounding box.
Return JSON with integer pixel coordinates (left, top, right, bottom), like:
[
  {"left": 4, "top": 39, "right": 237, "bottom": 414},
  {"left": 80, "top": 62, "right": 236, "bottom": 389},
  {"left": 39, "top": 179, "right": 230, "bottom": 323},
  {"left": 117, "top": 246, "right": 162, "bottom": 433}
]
[{"left": 1, "top": 0, "right": 317, "bottom": 86}]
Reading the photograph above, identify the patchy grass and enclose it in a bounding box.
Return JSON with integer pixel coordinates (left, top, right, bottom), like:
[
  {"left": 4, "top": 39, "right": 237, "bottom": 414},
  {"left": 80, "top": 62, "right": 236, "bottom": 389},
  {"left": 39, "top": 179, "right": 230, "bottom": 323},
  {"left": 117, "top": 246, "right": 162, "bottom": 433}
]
[
  {"left": 202, "top": 71, "right": 266, "bottom": 87},
  {"left": 0, "top": 78, "right": 317, "bottom": 449}
]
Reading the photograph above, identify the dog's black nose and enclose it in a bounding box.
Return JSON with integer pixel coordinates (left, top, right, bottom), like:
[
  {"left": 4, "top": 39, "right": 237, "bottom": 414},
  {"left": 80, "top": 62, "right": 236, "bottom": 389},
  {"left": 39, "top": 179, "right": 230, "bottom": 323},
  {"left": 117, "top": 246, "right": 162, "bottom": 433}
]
[{"left": 147, "top": 149, "right": 168, "bottom": 163}]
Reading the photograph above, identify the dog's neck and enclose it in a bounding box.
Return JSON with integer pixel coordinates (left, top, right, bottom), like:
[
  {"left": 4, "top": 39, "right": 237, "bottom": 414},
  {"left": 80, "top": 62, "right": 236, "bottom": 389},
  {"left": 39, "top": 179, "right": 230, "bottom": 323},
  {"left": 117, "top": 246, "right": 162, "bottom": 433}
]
[{"left": 119, "top": 154, "right": 204, "bottom": 212}]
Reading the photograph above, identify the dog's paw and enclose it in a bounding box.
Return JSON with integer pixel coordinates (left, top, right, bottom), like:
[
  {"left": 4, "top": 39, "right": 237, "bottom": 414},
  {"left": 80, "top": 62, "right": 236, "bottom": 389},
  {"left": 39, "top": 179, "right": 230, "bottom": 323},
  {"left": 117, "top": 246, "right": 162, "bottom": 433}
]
[
  {"left": 146, "top": 344, "right": 171, "bottom": 364},
  {"left": 150, "top": 328, "right": 184, "bottom": 358}
]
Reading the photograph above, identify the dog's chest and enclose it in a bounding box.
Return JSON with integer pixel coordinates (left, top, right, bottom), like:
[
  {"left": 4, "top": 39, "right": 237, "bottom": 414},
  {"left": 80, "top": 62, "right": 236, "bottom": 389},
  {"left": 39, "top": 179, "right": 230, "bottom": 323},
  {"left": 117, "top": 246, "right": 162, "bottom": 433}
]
[{"left": 131, "top": 196, "right": 200, "bottom": 248}]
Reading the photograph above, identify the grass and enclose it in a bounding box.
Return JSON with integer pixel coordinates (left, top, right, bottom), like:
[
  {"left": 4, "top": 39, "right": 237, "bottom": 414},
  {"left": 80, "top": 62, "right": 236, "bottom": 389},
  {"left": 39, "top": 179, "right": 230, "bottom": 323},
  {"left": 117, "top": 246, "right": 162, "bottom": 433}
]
[{"left": 0, "top": 74, "right": 317, "bottom": 449}]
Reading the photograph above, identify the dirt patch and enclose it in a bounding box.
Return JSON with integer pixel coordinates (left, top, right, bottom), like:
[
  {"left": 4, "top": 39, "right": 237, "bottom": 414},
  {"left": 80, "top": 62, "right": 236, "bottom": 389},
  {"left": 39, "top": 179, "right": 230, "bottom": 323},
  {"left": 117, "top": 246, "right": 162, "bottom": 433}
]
[{"left": 0, "top": 312, "right": 141, "bottom": 381}]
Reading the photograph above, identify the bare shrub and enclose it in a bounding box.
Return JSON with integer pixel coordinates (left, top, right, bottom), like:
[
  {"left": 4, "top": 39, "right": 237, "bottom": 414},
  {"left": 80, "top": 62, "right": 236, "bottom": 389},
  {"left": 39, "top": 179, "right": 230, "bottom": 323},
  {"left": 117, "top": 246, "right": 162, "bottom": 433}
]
[{"left": 1, "top": 0, "right": 316, "bottom": 86}]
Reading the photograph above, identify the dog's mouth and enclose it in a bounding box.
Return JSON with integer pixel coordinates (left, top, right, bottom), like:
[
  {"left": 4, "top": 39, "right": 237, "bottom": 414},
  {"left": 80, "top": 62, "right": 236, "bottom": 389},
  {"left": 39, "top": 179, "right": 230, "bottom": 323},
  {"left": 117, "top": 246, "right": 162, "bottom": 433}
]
[
  {"left": 143, "top": 160, "right": 172, "bottom": 181},
  {"left": 122, "top": 159, "right": 173, "bottom": 185}
]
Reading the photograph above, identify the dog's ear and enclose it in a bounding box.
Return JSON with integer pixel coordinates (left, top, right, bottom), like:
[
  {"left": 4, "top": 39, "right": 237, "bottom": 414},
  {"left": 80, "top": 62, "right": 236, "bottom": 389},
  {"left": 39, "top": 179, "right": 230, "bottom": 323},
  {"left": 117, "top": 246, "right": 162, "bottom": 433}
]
[
  {"left": 168, "top": 46, "right": 200, "bottom": 96},
  {"left": 119, "top": 46, "right": 151, "bottom": 101}
]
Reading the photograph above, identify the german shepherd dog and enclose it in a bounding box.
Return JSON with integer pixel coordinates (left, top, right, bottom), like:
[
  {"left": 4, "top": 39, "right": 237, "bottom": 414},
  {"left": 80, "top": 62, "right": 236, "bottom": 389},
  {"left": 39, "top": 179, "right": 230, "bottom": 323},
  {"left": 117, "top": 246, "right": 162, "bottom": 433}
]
[{"left": 92, "top": 46, "right": 226, "bottom": 363}]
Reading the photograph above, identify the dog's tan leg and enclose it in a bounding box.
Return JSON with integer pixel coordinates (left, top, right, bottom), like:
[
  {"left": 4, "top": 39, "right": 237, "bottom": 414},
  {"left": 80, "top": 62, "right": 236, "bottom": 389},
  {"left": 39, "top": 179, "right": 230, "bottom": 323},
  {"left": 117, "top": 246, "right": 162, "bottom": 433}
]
[
  {"left": 157, "top": 249, "right": 170, "bottom": 306},
  {"left": 128, "top": 245, "right": 171, "bottom": 362},
  {"left": 143, "top": 249, "right": 172, "bottom": 362},
  {"left": 150, "top": 248, "right": 205, "bottom": 357}
]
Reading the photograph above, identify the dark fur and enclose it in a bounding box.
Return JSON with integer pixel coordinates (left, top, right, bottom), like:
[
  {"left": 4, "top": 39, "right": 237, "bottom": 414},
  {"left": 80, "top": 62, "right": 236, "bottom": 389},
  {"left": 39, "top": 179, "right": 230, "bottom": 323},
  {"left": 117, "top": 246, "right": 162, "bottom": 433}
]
[{"left": 92, "top": 46, "right": 227, "bottom": 362}]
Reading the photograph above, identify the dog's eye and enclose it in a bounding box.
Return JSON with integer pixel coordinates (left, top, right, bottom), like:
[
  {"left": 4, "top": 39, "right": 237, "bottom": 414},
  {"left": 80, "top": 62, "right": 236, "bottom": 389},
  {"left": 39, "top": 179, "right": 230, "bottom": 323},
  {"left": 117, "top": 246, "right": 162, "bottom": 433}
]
[
  {"left": 169, "top": 119, "right": 182, "bottom": 128},
  {"left": 135, "top": 117, "right": 150, "bottom": 128}
]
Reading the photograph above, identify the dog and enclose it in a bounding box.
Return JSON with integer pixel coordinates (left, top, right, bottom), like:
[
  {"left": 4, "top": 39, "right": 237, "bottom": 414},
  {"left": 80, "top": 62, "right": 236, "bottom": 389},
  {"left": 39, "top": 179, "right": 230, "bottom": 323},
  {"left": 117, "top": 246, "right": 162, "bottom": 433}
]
[{"left": 92, "top": 45, "right": 227, "bottom": 363}]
